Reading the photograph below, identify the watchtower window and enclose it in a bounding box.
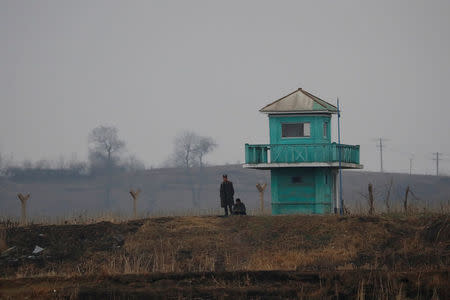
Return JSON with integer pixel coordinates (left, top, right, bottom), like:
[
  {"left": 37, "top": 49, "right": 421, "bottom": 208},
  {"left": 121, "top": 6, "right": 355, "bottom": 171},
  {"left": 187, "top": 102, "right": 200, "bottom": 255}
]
[
  {"left": 291, "top": 176, "right": 303, "bottom": 184},
  {"left": 282, "top": 123, "right": 311, "bottom": 138},
  {"left": 323, "top": 122, "right": 328, "bottom": 138}
]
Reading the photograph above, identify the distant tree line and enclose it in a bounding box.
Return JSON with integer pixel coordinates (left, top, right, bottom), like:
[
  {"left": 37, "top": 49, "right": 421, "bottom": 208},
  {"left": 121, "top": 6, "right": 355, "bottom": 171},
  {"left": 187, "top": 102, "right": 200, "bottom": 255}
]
[
  {"left": 0, "top": 125, "right": 146, "bottom": 182},
  {"left": 0, "top": 126, "right": 218, "bottom": 208},
  {"left": 166, "top": 131, "right": 217, "bottom": 169}
]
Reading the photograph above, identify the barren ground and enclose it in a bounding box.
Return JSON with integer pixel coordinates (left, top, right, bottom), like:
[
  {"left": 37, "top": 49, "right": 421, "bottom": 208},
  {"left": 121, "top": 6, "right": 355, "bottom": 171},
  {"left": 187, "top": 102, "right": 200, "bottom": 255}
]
[{"left": 0, "top": 214, "right": 449, "bottom": 299}]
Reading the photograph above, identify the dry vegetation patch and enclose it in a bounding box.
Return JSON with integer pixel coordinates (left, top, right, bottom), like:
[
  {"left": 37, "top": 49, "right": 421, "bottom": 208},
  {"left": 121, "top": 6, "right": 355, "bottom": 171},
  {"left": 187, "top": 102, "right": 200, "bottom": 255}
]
[
  {"left": 0, "top": 214, "right": 449, "bottom": 298},
  {"left": 0, "top": 270, "right": 448, "bottom": 299},
  {"left": 0, "top": 214, "right": 448, "bottom": 278}
]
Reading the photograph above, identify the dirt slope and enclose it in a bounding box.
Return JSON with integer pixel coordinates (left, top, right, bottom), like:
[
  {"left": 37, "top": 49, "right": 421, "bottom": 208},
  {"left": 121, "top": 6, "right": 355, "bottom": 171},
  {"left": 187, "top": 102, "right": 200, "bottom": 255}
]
[{"left": 0, "top": 214, "right": 449, "bottom": 298}]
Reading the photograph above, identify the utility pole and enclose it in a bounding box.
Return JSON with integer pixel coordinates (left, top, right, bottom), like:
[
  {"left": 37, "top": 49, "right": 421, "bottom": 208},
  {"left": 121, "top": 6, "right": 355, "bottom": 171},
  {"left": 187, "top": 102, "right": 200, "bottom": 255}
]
[
  {"left": 409, "top": 155, "right": 413, "bottom": 175},
  {"left": 432, "top": 152, "right": 442, "bottom": 176},
  {"left": 378, "top": 138, "right": 384, "bottom": 172},
  {"left": 374, "top": 138, "right": 388, "bottom": 173},
  {"left": 337, "top": 98, "right": 343, "bottom": 215}
]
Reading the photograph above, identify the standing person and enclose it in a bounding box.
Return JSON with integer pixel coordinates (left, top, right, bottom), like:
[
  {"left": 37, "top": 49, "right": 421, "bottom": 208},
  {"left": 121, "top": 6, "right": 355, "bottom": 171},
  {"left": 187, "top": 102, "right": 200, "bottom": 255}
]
[{"left": 220, "top": 174, "right": 234, "bottom": 216}]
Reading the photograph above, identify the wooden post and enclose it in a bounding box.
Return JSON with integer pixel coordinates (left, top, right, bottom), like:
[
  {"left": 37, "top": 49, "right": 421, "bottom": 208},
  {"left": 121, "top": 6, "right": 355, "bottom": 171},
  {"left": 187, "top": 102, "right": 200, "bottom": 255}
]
[
  {"left": 256, "top": 183, "right": 267, "bottom": 213},
  {"left": 368, "top": 184, "right": 374, "bottom": 215},
  {"left": 17, "top": 193, "right": 30, "bottom": 225},
  {"left": 129, "top": 189, "right": 141, "bottom": 219},
  {"left": 404, "top": 186, "right": 410, "bottom": 214},
  {"left": 385, "top": 178, "right": 393, "bottom": 213}
]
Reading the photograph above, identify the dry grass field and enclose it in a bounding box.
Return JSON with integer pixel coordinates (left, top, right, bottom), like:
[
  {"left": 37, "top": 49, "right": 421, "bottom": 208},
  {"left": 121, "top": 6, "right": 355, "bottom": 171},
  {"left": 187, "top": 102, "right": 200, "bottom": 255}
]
[{"left": 0, "top": 214, "right": 449, "bottom": 299}]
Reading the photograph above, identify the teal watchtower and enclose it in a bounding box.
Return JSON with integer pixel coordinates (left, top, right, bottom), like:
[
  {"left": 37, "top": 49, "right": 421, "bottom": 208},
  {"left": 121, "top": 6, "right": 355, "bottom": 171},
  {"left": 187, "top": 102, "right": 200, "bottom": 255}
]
[{"left": 244, "top": 88, "right": 363, "bottom": 214}]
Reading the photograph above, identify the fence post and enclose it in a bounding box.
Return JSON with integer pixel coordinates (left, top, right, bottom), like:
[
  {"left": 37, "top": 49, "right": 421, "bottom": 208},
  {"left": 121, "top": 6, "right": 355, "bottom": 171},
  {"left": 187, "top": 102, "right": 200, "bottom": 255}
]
[
  {"left": 404, "top": 186, "right": 410, "bottom": 214},
  {"left": 256, "top": 183, "right": 267, "bottom": 214},
  {"left": 129, "top": 189, "right": 141, "bottom": 219},
  {"left": 368, "top": 184, "right": 374, "bottom": 215},
  {"left": 17, "top": 193, "right": 30, "bottom": 225}
]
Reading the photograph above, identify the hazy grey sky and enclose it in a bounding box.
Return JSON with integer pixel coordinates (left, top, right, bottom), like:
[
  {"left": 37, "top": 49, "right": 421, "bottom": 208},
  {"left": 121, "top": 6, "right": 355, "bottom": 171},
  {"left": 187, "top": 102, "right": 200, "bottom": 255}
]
[{"left": 1, "top": 0, "right": 450, "bottom": 174}]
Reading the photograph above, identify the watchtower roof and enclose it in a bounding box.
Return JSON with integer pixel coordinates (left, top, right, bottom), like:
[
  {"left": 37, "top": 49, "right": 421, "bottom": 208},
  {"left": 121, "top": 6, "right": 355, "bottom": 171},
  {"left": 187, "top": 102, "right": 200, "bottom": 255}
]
[{"left": 260, "top": 88, "right": 337, "bottom": 114}]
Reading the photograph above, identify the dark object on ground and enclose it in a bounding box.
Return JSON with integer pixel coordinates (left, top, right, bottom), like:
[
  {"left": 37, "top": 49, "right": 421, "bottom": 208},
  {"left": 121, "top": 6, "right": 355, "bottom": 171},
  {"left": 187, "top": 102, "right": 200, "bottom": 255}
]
[{"left": 233, "top": 198, "right": 246, "bottom": 215}]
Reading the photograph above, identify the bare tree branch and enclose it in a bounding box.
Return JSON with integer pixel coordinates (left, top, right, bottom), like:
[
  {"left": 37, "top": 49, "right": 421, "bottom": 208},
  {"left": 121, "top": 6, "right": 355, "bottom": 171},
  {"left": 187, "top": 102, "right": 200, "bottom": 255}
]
[
  {"left": 88, "top": 125, "right": 125, "bottom": 170},
  {"left": 169, "top": 131, "right": 217, "bottom": 168},
  {"left": 194, "top": 136, "right": 217, "bottom": 168}
]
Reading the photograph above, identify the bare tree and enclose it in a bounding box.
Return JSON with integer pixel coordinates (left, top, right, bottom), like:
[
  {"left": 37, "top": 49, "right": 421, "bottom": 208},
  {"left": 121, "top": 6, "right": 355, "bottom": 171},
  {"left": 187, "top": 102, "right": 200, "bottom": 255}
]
[
  {"left": 0, "top": 152, "right": 13, "bottom": 176},
  {"left": 171, "top": 131, "right": 217, "bottom": 168},
  {"left": 171, "top": 131, "right": 200, "bottom": 207},
  {"left": 195, "top": 136, "right": 217, "bottom": 168},
  {"left": 89, "top": 125, "right": 125, "bottom": 169},
  {"left": 0, "top": 152, "right": 10, "bottom": 177},
  {"left": 173, "top": 131, "right": 200, "bottom": 168},
  {"left": 88, "top": 125, "right": 125, "bottom": 207},
  {"left": 169, "top": 131, "right": 217, "bottom": 207}
]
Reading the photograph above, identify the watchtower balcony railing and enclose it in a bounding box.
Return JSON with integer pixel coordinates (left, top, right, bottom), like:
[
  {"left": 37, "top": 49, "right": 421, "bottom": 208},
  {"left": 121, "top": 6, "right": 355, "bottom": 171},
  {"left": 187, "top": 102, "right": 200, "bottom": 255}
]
[{"left": 245, "top": 143, "right": 360, "bottom": 165}]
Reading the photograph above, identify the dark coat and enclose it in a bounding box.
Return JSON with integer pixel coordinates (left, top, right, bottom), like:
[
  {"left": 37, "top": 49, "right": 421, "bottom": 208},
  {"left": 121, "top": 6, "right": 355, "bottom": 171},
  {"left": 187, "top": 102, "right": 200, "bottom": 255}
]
[
  {"left": 220, "top": 181, "right": 234, "bottom": 207},
  {"left": 232, "top": 202, "right": 246, "bottom": 215}
]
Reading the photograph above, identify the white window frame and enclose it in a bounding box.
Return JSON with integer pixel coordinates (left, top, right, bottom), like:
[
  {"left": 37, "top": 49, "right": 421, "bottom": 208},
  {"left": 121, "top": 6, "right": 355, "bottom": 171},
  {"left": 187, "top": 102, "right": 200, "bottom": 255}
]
[{"left": 281, "top": 122, "right": 311, "bottom": 138}]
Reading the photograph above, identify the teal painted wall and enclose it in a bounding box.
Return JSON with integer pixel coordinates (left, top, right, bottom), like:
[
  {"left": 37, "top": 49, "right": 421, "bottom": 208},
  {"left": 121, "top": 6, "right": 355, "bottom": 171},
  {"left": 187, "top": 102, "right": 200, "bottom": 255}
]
[
  {"left": 264, "top": 113, "right": 338, "bottom": 214},
  {"left": 269, "top": 114, "right": 331, "bottom": 145},
  {"left": 271, "top": 168, "right": 334, "bottom": 214}
]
